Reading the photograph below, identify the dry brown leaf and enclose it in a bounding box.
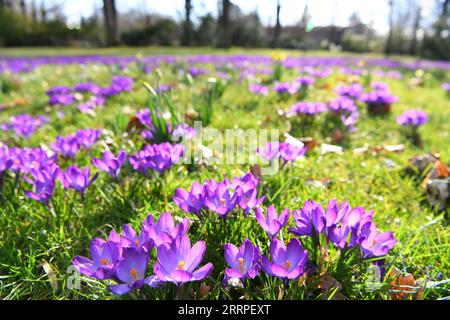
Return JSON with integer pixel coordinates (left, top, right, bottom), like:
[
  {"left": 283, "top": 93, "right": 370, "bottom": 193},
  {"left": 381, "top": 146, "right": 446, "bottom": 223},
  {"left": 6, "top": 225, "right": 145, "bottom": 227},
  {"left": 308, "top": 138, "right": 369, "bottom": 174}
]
[
  {"left": 199, "top": 283, "right": 210, "bottom": 300},
  {"left": 389, "top": 268, "right": 424, "bottom": 300},
  {"left": 250, "top": 164, "right": 261, "bottom": 178},
  {"left": 435, "top": 160, "right": 450, "bottom": 178},
  {"left": 42, "top": 260, "right": 58, "bottom": 291},
  {"left": 299, "top": 137, "right": 317, "bottom": 152}
]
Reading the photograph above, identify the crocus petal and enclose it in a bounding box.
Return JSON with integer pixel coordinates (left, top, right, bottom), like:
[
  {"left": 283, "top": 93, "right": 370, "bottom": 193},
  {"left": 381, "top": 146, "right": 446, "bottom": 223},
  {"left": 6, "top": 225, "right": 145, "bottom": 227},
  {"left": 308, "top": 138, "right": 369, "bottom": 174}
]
[
  {"left": 108, "top": 283, "right": 132, "bottom": 296},
  {"left": 72, "top": 256, "right": 96, "bottom": 277},
  {"left": 171, "top": 270, "right": 193, "bottom": 283},
  {"left": 192, "top": 263, "right": 213, "bottom": 281},
  {"left": 224, "top": 243, "right": 239, "bottom": 270},
  {"left": 225, "top": 268, "right": 244, "bottom": 279},
  {"left": 184, "top": 240, "right": 206, "bottom": 272}
]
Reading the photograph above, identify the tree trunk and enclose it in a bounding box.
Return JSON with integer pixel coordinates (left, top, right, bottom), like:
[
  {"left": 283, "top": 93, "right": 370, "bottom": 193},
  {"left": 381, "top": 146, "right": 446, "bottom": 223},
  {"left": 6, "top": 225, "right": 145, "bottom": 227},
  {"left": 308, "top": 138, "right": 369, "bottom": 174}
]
[
  {"left": 181, "top": 0, "right": 193, "bottom": 46},
  {"left": 20, "top": 0, "right": 26, "bottom": 16},
  {"left": 271, "top": 0, "right": 281, "bottom": 48},
  {"left": 408, "top": 5, "right": 421, "bottom": 55},
  {"left": 216, "top": 0, "right": 231, "bottom": 48},
  {"left": 443, "top": 0, "right": 449, "bottom": 16},
  {"left": 384, "top": 0, "right": 394, "bottom": 55},
  {"left": 103, "top": 0, "right": 120, "bottom": 46}
]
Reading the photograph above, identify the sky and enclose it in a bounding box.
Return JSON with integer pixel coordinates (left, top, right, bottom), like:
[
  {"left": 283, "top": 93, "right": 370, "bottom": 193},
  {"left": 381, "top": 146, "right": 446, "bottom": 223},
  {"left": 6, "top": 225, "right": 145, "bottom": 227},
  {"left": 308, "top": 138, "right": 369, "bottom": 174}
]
[{"left": 43, "top": 0, "right": 437, "bottom": 35}]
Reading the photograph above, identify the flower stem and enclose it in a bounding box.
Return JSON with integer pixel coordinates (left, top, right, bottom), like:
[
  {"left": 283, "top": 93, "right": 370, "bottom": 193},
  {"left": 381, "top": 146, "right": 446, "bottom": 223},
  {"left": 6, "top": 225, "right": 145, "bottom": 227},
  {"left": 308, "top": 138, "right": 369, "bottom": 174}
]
[{"left": 175, "top": 284, "right": 182, "bottom": 300}]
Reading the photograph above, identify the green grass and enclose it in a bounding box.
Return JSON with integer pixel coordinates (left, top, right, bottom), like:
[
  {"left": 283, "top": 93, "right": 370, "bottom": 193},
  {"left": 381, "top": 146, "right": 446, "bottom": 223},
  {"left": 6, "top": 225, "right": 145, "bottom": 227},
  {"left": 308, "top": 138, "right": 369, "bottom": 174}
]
[{"left": 0, "top": 47, "right": 449, "bottom": 300}]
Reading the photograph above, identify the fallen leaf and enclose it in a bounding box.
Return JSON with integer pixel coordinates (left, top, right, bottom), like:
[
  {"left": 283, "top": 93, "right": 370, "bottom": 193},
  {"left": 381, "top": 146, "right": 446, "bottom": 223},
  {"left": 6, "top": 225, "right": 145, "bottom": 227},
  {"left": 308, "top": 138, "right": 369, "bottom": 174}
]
[
  {"left": 42, "top": 260, "right": 58, "bottom": 292},
  {"left": 299, "top": 137, "right": 317, "bottom": 151},
  {"left": 250, "top": 164, "right": 261, "bottom": 178},
  {"left": 199, "top": 283, "right": 210, "bottom": 300},
  {"left": 389, "top": 268, "right": 424, "bottom": 300}
]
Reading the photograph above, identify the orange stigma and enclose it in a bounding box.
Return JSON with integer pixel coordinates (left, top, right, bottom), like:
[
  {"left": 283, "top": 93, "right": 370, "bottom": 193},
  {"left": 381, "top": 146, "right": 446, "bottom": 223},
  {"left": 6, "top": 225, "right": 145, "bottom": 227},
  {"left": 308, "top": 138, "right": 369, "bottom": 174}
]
[
  {"left": 220, "top": 198, "right": 226, "bottom": 206},
  {"left": 282, "top": 260, "right": 292, "bottom": 271},
  {"left": 100, "top": 258, "right": 110, "bottom": 266},
  {"left": 134, "top": 239, "right": 139, "bottom": 247},
  {"left": 130, "top": 268, "right": 139, "bottom": 280},
  {"left": 177, "top": 260, "right": 185, "bottom": 270},
  {"left": 238, "top": 257, "right": 245, "bottom": 273}
]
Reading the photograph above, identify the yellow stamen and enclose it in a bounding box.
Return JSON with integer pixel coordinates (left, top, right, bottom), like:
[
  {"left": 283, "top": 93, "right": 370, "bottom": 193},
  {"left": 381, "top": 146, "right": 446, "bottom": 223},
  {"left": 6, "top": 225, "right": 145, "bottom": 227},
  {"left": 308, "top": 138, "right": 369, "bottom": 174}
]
[
  {"left": 130, "top": 268, "right": 139, "bottom": 280},
  {"left": 238, "top": 258, "right": 245, "bottom": 274},
  {"left": 283, "top": 260, "right": 292, "bottom": 271},
  {"left": 177, "top": 260, "right": 185, "bottom": 270},
  {"left": 220, "top": 198, "right": 225, "bottom": 206},
  {"left": 134, "top": 239, "right": 139, "bottom": 247},
  {"left": 100, "top": 258, "right": 110, "bottom": 266}
]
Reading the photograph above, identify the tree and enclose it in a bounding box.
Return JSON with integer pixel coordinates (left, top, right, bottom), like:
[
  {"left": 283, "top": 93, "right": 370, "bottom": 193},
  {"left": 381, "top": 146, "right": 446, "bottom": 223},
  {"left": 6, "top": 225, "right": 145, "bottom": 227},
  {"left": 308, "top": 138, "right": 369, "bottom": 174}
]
[
  {"left": 216, "top": 0, "right": 231, "bottom": 48},
  {"left": 103, "top": 0, "right": 120, "bottom": 46},
  {"left": 409, "top": 3, "right": 421, "bottom": 55},
  {"left": 40, "top": 0, "right": 47, "bottom": 22},
  {"left": 385, "top": 0, "right": 394, "bottom": 55},
  {"left": 195, "top": 13, "right": 216, "bottom": 45},
  {"left": 271, "top": 0, "right": 281, "bottom": 48},
  {"left": 181, "top": 0, "right": 193, "bottom": 46},
  {"left": 19, "top": 0, "right": 26, "bottom": 16}
]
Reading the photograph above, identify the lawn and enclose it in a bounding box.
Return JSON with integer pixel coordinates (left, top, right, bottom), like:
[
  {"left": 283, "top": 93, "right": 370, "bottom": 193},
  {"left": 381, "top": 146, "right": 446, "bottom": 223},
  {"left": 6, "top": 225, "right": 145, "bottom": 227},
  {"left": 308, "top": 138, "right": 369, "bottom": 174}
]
[{"left": 0, "top": 47, "right": 449, "bottom": 300}]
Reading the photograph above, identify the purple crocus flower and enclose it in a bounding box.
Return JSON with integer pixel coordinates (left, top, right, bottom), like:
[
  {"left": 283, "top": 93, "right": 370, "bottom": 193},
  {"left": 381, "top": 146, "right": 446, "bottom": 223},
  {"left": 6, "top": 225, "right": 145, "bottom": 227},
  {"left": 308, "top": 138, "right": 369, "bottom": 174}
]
[
  {"left": 257, "top": 141, "right": 306, "bottom": 165},
  {"left": 295, "top": 76, "right": 315, "bottom": 87},
  {"left": 120, "top": 224, "right": 154, "bottom": 253},
  {"left": 51, "top": 135, "right": 80, "bottom": 158},
  {"left": 173, "top": 182, "right": 205, "bottom": 216},
  {"left": 328, "top": 96, "right": 357, "bottom": 114},
  {"left": 396, "top": 110, "right": 428, "bottom": 127},
  {"left": 46, "top": 86, "right": 71, "bottom": 96},
  {"left": 255, "top": 206, "right": 290, "bottom": 240},
  {"left": 224, "top": 239, "right": 260, "bottom": 279},
  {"left": 72, "top": 236, "right": 122, "bottom": 280},
  {"left": 58, "top": 165, "right": 98, "bottom": 199},
  {"left": 204, "top": 181, "right": 238, "bottom": 217},
  {"left": 24, "top": 163, "right": 59, "bottom": 206},
  {"left": 110, "top": 76, "right": 133, "bottom": 93},
  {"left": 324, "top": 200, "right": 363, "bottom": 250},
  {"left": 289, "top": 200, "right": 326, "bottom": 237},
  {"left": 75, "top": 129, "right": 101, "bottom": 149},
  {"left": 48, "top": 94, "right": 74, "bottom": 106},
  {"left": 334, "top": 83, "right": 364, "bottom": 99},
  {"left": 92, "top": 150, "right": 127, "bottom": 179},
  {"left": 360, "top": 222, "right": 397, "bottom": 258},
  {"left": 261, "top": 238, "right": 308, "bottom": 280},
  {"left": 443, "top": 82, "right": 450, "bottom": 91},
  {"left": 287, "top": 102, "right": 327, "bottom": 116},
  {"left": 153, "top": 235, "right": 213, "bottom": 285},
  {"left": 279, "top": 142, "right": 307, "bottom": 163},
  {"left": 249, "top": 83, "right": 269, "bottom": 95},
  {"left": 1, "top": 114, "right": 47, "bottom": 138},
  {"left": 108, "top": 247, "right": 159, "bottom": 296},
  {"left": 74, "top": 82, "right": 102, "bottom": 95},
  {"left": 157, "top": 84, "right": 173, "bottom": 93},
  {"left": 77, "top": 96, "right": 106, "bottom": 113},
  {"left": 370, "top": 81, "right": 389, "bottom": 91},
  {"left": 188, "top": 67, "right": 208, "bottom": 77},
  {"left": 360, "top": 90, "right": 398, "bottom": 105},
  {"left": 234, "top": 180, "right": 265, "bottom": 215},
  {"left": 274, "top": 82, "right": 298, "bottom": 95},
  {"left": 129, "top": 143, "right": 184, "bottom": 176},
  {"left": 172, "top": 123, "right": 195, "bottom": 141},
  {"left": 141, "top": 212, "right": 190, "bottom": 247},
  {"left": 0, "top": 146, "right": 12, "bottom": 174},
  {"left": 8, "top": 147, "right": 56, "bottom": 174},
  {"left": 257, "top": 142, "right": 280, "bottom": 163}
]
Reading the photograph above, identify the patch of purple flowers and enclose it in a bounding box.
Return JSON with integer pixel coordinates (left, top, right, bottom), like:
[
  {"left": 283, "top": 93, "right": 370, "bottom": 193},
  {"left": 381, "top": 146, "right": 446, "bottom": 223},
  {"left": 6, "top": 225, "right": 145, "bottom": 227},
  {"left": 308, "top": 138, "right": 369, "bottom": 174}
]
[{"left": 396, "top": 110, "right": 428, "bottom": 127}]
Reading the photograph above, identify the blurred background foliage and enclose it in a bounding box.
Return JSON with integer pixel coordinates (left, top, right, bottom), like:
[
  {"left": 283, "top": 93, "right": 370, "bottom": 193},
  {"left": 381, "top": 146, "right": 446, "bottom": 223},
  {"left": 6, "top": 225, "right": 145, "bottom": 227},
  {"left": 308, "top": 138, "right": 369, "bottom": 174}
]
[{"left": 0, "top": 0, "right": 449, "bottom": 60}]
